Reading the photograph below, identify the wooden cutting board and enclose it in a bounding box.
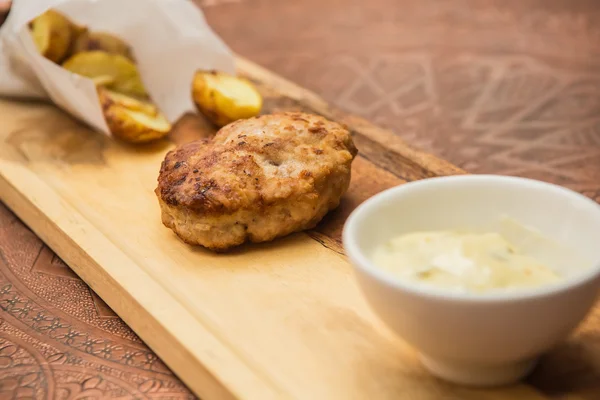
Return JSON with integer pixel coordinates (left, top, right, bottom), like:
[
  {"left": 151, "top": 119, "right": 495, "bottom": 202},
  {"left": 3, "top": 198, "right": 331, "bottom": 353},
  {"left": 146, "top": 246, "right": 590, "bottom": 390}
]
[{"left": 0, "top": 57, "right": 551, "bottom": 400}]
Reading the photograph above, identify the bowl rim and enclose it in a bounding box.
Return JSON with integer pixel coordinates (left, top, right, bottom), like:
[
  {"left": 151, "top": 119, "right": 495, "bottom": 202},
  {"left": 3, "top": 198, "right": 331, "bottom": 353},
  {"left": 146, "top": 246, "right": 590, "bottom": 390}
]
[{"left": 342, "top": 174, "right": 600, "bottom": 303}]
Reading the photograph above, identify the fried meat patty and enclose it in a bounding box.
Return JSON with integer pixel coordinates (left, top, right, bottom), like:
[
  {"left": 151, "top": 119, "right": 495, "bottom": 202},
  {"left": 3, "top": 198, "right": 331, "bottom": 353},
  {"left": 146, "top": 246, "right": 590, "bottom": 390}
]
[{"left": 156, "top": 112, "right": 358, "bottom": 251}]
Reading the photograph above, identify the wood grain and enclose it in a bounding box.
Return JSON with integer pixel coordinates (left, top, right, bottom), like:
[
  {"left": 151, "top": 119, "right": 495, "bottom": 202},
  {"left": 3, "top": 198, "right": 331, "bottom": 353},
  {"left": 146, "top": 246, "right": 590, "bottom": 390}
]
[{"left": 0, "top": 59, "right": 549, "bottom": 400}]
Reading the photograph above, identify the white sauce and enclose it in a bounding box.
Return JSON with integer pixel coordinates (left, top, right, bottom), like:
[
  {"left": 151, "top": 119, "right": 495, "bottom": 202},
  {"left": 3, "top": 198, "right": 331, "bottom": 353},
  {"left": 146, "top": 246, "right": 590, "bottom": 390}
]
[{"left": 372, "top": 230, "right": 563, "bottom": 293}]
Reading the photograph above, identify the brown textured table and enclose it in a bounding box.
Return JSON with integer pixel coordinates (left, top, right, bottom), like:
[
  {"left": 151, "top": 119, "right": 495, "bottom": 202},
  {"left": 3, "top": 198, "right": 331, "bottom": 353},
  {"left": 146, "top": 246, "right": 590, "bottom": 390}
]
[{"left": 1, "top": 0, "right": 600, "bottom": 399}]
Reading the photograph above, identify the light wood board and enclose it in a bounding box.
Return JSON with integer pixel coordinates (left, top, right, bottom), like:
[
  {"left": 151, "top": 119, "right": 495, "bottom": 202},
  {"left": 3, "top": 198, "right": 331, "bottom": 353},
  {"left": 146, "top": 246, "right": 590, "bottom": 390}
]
[{"left": 0, "top": 57, "right": 555, "bottom": 399}]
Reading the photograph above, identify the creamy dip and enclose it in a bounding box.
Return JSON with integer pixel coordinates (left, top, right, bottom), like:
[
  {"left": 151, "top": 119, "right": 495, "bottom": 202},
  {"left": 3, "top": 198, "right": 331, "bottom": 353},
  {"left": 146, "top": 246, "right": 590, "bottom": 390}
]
[{"left": 372, "top": 230, "right": 562, "bottom": 293}]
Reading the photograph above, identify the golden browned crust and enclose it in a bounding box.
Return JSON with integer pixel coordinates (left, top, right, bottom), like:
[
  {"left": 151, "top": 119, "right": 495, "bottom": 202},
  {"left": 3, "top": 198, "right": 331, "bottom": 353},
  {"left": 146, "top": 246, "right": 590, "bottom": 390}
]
[{"left": 156, "top": 112, "right": 357, "bottom": 250}]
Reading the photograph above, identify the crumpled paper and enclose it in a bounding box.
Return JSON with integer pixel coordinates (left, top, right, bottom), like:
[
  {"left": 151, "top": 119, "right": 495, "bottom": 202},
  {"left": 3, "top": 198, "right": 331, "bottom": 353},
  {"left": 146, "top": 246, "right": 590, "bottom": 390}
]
[{"left": 0, "top": 0, "right": 235, "bottom": 135}]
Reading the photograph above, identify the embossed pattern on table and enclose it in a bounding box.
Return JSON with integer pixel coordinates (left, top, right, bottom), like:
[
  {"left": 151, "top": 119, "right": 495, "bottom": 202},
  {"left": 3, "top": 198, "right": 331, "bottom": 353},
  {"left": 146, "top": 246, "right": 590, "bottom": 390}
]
[
  {"left": 0, "top": 203, "right": 195, "bottom": 399},
  {"left": 1, "top": 0, "right": 600, "bottom": 399},
  {"left": 203, "top": 0, "right": 600, "bottom": 202}
]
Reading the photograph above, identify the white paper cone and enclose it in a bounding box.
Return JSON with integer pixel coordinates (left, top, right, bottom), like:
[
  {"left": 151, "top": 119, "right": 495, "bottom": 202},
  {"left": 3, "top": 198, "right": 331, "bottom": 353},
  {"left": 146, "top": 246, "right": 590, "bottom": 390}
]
[{"left": 0, "top": 0, "right": 235, "bottom": 135}]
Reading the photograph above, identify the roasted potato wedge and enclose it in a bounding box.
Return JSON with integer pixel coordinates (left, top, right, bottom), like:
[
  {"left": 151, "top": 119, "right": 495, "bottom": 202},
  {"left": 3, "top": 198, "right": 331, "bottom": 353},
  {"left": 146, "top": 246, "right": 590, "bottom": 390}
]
[
  {"left": 29, "top": 10, "right": 73, "bottom": 63},
  {"left": 91, "top": 75, "right": 116, "bottom": 87},
  {"left": 71, "top": 22, "right": 88, "bottom": 40},
  {"left": 104, "top": 107, "right": 171, "bottom": 143},
  {"left": 99, "top": 88, "right": 158, "bottom": 116},
  {"left": 63, "top": 51, "right": 147, "bottom": 97},
  {"left": 71, "top": 31, "right": 133, "bottom": 61},
  {"left": 98, "top": 88, "right": 170, "bottom": 143},
  {"left": 192, "top": 70, "right": 262, "bottom": 127}
]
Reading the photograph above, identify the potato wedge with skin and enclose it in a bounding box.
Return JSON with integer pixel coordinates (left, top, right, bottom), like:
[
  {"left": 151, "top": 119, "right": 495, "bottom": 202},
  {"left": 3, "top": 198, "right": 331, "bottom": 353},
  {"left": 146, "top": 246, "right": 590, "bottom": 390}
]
[
  {"left": 71, "top": 22, "right": 88, "bottom": 40},
  {"left": 98, "top": 88, "right": 170, "bottom": 143},
  {"left": 71, "top": 31, "right": 134, "bottom": 61},
  {"left": 98, "top": 87, "right": 158, "bottom": 116},
  {"left": 91, "top": 75, "right": 116, "bottom": 87},
  {"left": 63, "top": 51, "right": 147, "bottom": 97},
  {"left": 192, "top": 70, "right": 262, "bottom": 127},
  {"left": 104, "top": 107, "right": 171, "bottom": 143},
  {"left": 30, "top": 10, "right": 73, "bottom": 63}
]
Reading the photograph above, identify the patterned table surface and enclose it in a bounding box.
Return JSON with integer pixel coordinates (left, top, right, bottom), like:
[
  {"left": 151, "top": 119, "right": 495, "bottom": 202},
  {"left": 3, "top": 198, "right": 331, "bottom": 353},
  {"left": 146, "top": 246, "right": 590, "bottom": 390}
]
[{"left": 1, "top": 0, "right": 599, "bottom": 398}]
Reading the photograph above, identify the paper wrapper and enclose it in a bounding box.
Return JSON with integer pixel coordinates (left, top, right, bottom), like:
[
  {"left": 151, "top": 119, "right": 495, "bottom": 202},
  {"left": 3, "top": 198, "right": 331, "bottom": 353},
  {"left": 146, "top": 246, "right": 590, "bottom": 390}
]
[{"left": 0, "top": 0, "right": 235, "bottom": 135}]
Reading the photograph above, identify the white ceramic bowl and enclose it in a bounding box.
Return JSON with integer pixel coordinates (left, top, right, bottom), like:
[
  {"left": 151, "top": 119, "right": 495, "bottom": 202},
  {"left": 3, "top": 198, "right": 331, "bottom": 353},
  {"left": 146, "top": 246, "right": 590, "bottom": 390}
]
[{"left": 343, "top": 175, "right": 600, "bottom": 387}]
